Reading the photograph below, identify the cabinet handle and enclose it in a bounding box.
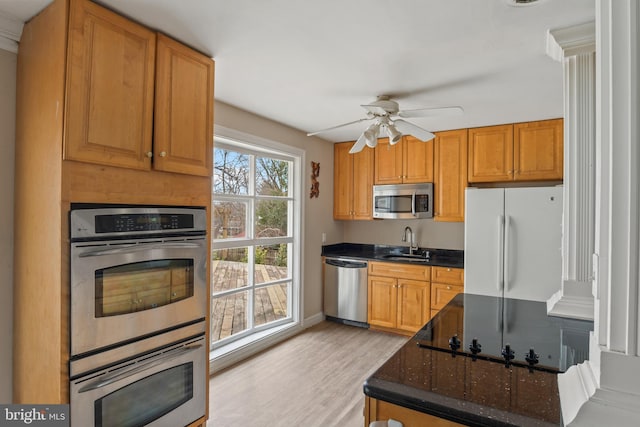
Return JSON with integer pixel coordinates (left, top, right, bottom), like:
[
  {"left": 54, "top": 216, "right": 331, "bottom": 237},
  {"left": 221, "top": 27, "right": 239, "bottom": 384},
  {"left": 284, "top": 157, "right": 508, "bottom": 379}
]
[
  {"left": 447, "top": 268, "right": 451, "bottom": 272},
  {"left": 447, "top": 286, "right": 452, "bottom": 290},
  {"left": 146, "top": 151, "right": 153, "bottom": 158},
  {"left": 159, "top": 151, "right": 167, "bottom": 157}
]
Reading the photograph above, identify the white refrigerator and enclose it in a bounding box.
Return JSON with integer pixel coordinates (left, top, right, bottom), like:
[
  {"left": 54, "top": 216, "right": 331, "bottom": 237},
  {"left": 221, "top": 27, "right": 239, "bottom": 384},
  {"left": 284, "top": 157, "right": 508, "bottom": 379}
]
[{"left": 464, "top": 186, "right": 563, "bottom": 302}]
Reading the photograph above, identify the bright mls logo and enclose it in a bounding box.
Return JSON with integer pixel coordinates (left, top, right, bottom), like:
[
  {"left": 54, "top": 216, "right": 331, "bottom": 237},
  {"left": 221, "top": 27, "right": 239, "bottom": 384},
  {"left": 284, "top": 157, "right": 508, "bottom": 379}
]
[{"left": 0, "top": 405, "right": 69, "bottom": 427}]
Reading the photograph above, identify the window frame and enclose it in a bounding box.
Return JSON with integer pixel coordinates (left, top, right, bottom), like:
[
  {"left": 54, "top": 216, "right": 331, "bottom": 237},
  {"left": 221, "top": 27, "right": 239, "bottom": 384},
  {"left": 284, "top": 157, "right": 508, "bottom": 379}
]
[{"left": 210, "top": 126, "right": 304, "bottom": 352}]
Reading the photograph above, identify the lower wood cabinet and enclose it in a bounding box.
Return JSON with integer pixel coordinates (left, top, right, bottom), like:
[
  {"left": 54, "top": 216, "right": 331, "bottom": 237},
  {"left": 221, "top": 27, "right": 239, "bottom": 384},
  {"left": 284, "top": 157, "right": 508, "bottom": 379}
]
[
  {"left": 365, "top": 397, "right": 465, "bottom": 427},
  {"left": 368, "top": 263, "right": 465, "bottom": 334},
  {"left": 368, "top": 262, "right": 431, "bottom": 335},
  {"left": 430, "top": 266, "right": 464, "bottom": 318}
]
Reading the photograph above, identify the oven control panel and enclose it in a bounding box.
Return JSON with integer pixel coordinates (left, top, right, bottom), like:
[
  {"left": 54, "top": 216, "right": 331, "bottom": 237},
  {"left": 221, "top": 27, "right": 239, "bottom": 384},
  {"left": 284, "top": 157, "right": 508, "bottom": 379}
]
[{"left": 70, "top": 206, "right": 207, "bottom": 240}]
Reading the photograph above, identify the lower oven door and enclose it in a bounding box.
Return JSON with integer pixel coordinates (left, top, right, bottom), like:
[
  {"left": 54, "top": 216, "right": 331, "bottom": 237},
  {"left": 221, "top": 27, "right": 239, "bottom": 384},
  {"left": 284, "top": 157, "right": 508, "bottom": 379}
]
[
  {"left": 70, "top": 334, "right": 206, "bottom": 427},
  {"left": 70, "top": 236, "right": 207, "bottom": 356}
]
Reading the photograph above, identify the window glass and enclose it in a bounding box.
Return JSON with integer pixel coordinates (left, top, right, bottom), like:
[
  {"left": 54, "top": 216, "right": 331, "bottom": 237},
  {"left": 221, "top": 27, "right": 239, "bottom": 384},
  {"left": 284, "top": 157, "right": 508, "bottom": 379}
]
[{"left": 211, "top": 143, "right": 297, "bottom": 348}]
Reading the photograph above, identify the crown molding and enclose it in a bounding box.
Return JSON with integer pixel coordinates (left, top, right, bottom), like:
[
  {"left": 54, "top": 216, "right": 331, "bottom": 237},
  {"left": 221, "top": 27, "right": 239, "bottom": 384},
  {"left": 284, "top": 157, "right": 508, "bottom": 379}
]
[
  {"left": 0, "top": 11, "right": 24, "bottom": 53},
  {"left": 546, "top": 21, "right": 596, "bottom": 61}
]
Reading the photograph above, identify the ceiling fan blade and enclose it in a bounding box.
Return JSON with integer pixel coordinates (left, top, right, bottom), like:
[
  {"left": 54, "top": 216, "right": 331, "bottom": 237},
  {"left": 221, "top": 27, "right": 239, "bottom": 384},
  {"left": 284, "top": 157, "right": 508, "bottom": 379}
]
[
  {"left": 307, "top": 118, "right": 371, "bottom": 136},
  {"left": 393, "top": 119, "right": 435, "bottom": 142},
  {"left": 398, "top": 106, "right": 464, "bottom": 118},
  {"left": 348, "top": 134, "right": 368, "bottom": 154}
]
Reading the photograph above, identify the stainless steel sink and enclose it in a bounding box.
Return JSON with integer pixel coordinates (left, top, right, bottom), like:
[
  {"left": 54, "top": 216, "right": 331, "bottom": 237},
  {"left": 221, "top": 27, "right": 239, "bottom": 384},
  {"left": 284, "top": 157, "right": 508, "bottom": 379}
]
[{"left": 382, "top": 254, "right": 430, "bottom": 262}]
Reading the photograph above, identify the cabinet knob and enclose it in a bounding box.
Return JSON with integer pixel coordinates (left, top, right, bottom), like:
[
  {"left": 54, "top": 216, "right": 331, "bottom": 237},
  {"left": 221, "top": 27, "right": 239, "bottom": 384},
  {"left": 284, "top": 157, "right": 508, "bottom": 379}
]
[
  {"left": 446, "top": 286, "right": 452, "bottom": 290},
  {"left": 447, "top": 268, "right": 451, "bottom": 272},
  {"left": 159, "top": 151, "right": 167, "bottom": 157},
  {"left": 146, "top": 151, "right": 153, "bottom": 158}
]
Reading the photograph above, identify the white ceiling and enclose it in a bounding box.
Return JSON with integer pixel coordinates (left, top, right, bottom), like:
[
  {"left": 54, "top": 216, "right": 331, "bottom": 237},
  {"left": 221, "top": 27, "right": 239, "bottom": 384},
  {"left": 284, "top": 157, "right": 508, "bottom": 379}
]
[{"left": 1, "top": 0, "right": 595, "bottom": 143}]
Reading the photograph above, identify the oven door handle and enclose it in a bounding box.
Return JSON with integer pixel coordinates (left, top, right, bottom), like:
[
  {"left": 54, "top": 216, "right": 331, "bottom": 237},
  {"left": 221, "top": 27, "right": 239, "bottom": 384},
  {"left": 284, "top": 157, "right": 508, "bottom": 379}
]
[
  {"left": 78, "top": 242, "right": 202, "bottom": 257},
  {"left": 77, "top": 344, "right": 202, "bottom": 393}
]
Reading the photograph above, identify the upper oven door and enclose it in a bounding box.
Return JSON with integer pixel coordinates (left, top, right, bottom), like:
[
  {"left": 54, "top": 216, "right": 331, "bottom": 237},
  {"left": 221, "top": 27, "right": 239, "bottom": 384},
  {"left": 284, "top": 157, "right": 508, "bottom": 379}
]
[{"left": 70, "top": 236, "right": 207, "bottom": 357}]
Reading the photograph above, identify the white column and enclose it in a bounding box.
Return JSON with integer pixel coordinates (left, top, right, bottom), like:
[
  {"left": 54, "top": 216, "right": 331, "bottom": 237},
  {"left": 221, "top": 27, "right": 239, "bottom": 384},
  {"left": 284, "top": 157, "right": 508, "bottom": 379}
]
[
  {"left": 546, "top": 22, "right": 596, "bottom": 320},
  {"left": 559, "top": 1, "right": 640, "bottom": 425}
]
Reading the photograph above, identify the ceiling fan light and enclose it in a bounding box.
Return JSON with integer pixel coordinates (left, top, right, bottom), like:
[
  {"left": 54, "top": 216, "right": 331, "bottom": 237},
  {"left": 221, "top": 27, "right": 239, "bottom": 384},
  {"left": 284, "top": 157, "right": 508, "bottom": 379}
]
[
  {"left": 363, "top": 123, "right": 380, "bottom": 148},
  {"left": 386, "top": 124, "right": 402, "bottom": 145}
]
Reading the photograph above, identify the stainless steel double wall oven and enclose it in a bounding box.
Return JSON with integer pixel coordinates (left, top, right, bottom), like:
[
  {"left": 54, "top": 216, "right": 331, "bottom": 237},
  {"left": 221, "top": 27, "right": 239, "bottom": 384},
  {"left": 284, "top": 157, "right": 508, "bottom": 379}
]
[{"left": 68, "top": 205, "right": 209, "bottom": 427}]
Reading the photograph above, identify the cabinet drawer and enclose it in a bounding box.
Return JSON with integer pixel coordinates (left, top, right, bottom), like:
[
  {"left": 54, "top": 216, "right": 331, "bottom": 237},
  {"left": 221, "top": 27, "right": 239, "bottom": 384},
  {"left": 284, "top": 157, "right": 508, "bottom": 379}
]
[
  {"left": 431, "top": 266, "right": 464, "bottom": 285},
  {"left": 431, "top": 283, "right": 463, "bottom": 310},
  {"left": 368, "top": 261, "right": 430, "bottom": 281}
]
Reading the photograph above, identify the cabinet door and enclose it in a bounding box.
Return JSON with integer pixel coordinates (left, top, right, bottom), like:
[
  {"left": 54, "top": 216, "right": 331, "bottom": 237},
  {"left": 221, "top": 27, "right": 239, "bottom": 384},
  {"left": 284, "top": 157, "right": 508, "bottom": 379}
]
[
  {"left": 468, "top": 124, "right": 513, "bottom": 182},
  {"left": 433, "top": 129, "right": 468, "bottom": 222},
  {"left": 154, "top": 34, "right": 214, "bottom": 176},
  {"left": 352, "top": 145, "right": 374, "bottom": 219},
  {"left": 396, "top": 279, "right": 430, "bottom": 333},
  {"left": 368, "top": 276, "right": 397, "bottom": 329},
  {"left": 374, "top": 138, "right": 403, "bottom": 184},
  {"left": 333, "top": 142, "right": 354, "bottom": 219},
  {"left": 514, "top": 119, "right": 563, "bottom": 181},
  {"left": 431, "top": 283, "right": 464, "bottom": 311},
  {"left": 403, "top": 136, "right": 434, "bottom": 183},
  {"left": 65, "top": 0, "right": 156, "bottom": 170}
]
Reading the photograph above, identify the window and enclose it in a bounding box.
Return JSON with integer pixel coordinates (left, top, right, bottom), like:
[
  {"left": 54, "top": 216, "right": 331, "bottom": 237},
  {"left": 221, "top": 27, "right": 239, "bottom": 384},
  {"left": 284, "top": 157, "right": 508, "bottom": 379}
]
[{"left": 211, "top": 132, "right": 302, "bottom": 351}]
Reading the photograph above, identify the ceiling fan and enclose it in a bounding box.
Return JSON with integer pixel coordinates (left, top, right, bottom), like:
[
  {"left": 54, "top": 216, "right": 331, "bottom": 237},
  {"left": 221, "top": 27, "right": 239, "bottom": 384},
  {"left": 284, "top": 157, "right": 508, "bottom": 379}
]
[{"left": 307, "top": 96, "right": 464, "bottom": 153}]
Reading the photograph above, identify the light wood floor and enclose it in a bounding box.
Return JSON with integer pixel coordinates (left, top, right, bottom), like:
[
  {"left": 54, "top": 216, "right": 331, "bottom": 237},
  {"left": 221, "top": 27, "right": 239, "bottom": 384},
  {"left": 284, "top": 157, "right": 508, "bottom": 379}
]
[{"left": 207, "top": 321, "right": 408, "bottom": 427}]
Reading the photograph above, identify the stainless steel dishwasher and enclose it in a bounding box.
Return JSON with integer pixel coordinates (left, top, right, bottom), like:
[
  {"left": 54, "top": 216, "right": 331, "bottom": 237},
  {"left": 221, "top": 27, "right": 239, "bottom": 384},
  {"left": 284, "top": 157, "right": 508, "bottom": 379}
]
[{"left": 323, "top": 257, "right": 368, "bottom": 328}]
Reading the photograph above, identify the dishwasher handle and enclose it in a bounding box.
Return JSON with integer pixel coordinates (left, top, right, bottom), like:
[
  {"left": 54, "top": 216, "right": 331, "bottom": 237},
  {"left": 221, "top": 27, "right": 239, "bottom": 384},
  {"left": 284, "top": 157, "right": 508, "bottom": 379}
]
[{"left": 325, "top": 258, "right": 368, "bottom": 269}]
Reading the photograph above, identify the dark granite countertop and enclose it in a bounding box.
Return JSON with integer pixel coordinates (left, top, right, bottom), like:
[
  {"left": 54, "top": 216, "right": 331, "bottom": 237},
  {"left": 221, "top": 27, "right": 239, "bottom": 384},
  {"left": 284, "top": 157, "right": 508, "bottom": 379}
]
[
  {"left": 363, "top": 294, "right": 594, "bottom": 427},
  {"left": 321, "top": 242, "right": 464, "bottom": 268}
]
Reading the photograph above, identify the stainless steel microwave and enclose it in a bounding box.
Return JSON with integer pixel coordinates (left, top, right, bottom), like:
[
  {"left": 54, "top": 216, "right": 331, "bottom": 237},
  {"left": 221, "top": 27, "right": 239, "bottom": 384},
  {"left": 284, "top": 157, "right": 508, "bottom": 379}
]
[{"left": 373, "top": 183, "right": 434, "bottom": 219}]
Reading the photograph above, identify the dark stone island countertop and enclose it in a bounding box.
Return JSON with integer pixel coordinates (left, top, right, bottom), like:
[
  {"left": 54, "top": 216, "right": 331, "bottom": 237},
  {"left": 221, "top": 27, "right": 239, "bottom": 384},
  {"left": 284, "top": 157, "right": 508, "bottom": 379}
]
[
  {"left": 321, "top": 242, "right": 464, "bottom": 268},
  {"left": 363, "top": 294, "right": 594, "bottom": 427}
]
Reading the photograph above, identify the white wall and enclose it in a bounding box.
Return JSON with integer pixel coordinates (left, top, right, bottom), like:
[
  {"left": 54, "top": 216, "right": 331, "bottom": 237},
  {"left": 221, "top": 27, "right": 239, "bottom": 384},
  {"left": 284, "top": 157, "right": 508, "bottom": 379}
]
[
  {"left": 0, "top": 48, "right": 16, "bottom": 403},
  {"left": 214, "top": 101, "right": 340, "bottom": 320}
]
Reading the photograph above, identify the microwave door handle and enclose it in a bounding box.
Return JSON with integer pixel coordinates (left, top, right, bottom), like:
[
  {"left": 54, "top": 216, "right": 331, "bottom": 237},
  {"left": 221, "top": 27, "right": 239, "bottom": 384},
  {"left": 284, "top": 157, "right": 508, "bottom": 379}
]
[
  {"left": 411, "top": 192, "right": 416, "bottom": 217},
  {"left": 77, "top": 344, "right": 203, "bottom": 393},
  {"left": 78, "top": 242, "right": 202, "bottom": 257}
]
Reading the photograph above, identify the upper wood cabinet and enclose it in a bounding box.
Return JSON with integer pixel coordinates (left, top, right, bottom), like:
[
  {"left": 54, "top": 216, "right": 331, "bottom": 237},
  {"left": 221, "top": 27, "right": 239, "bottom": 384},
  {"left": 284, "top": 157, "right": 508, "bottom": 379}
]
[
  {"left": 64, "top": 0, "right": 156, "bottom": 170},
  {"left": 374, "top": 136, "right": 434, "bottom": 184},
  {"left": 468, "top": 119, "right": 563, "bottom": 183},
  {"left": 433, "top": 129, "right": 468, "bottom": 222},
  {"left": 64, "top": 0, "right": 214, "bottom": 176},
  {"left": 333, "top": 142, "right": 374, "bottom": 220},
  {"left": 514, "top": 119, "right": 564, "bottom": 181},
  {"left": 154, "top": 34, "right": 214, "bottom": 176},
  {"left": 467, "top": 124, "right": 513, "bottom": 182}
]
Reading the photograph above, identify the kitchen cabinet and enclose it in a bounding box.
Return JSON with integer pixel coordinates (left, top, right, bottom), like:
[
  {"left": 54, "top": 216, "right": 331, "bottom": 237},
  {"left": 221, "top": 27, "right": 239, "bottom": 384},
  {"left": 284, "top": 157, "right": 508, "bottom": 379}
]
[
  {"left": 468, "top": 119, "right": 563, "bottom": 183},
  {"left": 368, "top": 262, "right": 431, "bottom": 335},
  {"left": 154, "top": 34, "right": 214, "bottom": 176},
  {"left": 375, "top": 136, "right": 434, "bottom": 184},
  {"left": 64, "top": 0, "right": 214, "bottom": 176},
  {"left": 433, "top": 129, "right": 468, "bottom": 222},
  {"left": 333, "top": 141, "right": 374, "bottom": 220},
  {"left": 365, "top": 397, "right": 465, "bottom": 427},
  {"left": 13, "top": 0, "right": 212, "bottom": 416},
  {"left": 430, "top": 266, "right": 464, "bottom": 319}
]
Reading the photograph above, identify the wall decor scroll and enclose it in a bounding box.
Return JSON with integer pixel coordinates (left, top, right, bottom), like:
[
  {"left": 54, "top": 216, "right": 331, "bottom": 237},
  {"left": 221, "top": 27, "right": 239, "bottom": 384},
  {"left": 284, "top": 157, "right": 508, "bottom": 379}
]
[{"left": 310, "top": 161, "right": 320, "bottom": 198}]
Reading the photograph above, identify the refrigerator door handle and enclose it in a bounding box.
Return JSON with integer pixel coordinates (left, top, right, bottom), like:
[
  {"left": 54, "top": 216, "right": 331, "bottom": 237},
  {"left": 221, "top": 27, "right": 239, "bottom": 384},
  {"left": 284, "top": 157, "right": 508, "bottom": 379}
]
[
  {"left": 497, "top": 215, "right": 505, "bottom": 292},
  {"left": 504, "top": 215, "right": 511, "bottom": 292}
]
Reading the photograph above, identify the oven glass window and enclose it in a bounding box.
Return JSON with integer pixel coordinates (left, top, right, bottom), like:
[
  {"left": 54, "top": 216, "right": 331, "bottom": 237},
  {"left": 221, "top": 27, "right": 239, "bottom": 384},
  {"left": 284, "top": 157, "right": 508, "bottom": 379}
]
[
  {"left": 95, "top": 363, "right": 193, "bottom": 427},
  {"left": 95, "top": 259, "right": 194, "bottom": 317}
]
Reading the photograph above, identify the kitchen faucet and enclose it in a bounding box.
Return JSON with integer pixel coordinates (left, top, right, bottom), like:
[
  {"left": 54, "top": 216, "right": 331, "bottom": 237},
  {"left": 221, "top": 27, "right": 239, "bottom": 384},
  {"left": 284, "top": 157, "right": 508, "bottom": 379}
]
[{"left": 402, "top": 226, "right": 418, "bottom": 254}]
